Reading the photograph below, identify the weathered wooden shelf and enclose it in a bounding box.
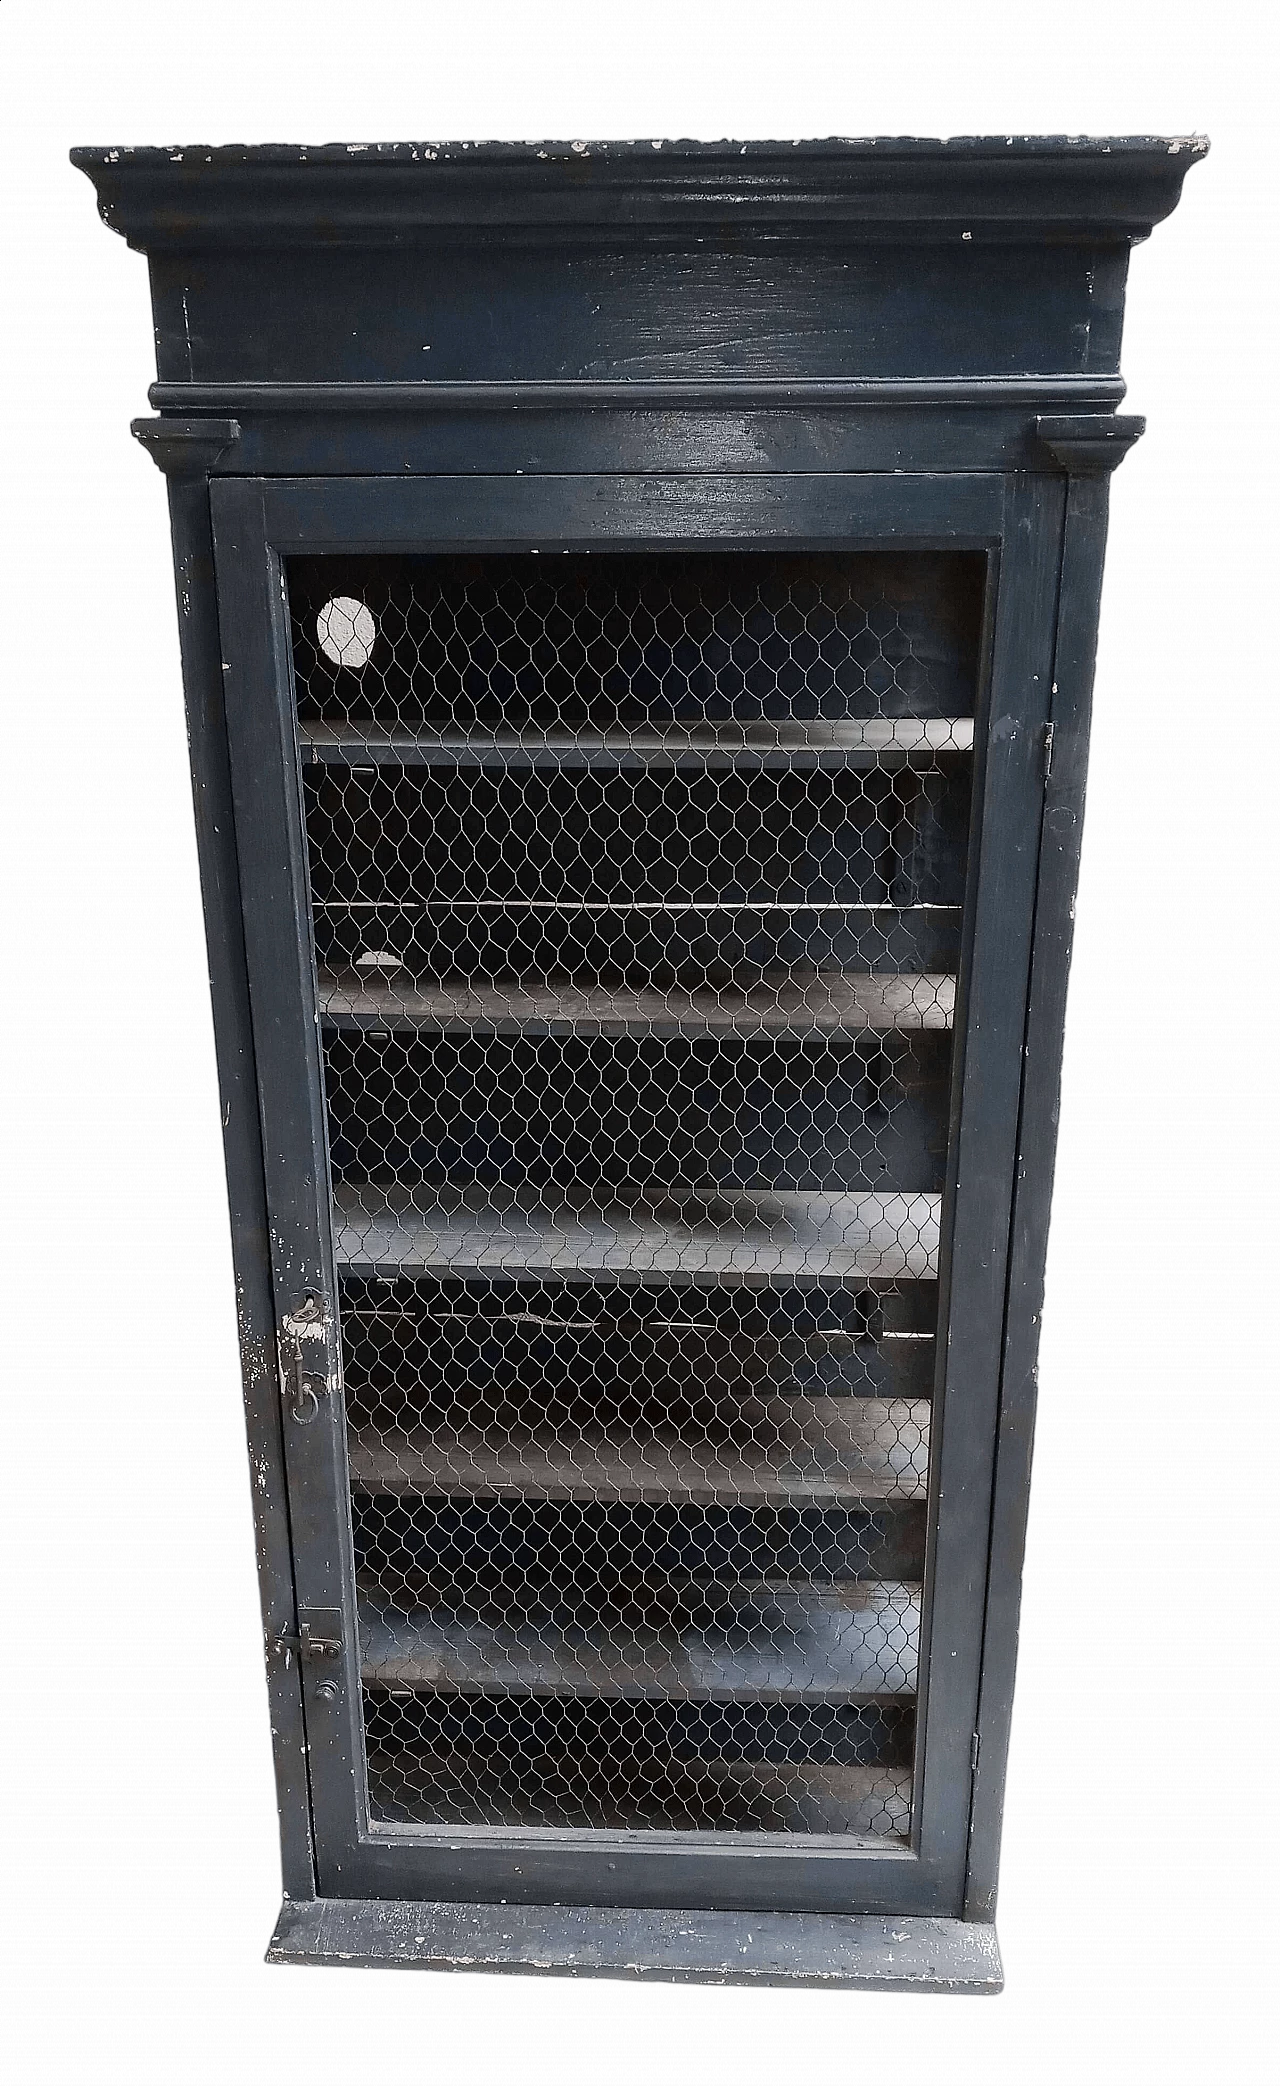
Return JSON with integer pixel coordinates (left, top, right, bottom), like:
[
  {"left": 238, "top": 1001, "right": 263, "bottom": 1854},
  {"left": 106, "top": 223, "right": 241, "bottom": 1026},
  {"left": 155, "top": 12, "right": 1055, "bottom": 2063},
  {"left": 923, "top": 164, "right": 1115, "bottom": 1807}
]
[
  {"left": 346, "top": 1399, "right": 930, "bottom": 1504},
  {"left": 318, "top": 968, "right": 955, "bottom": 1034},
  {"left": 333, "top": 1186, "right": 941, "bottom": 1283},
  {"left": 80, "top": 126, "right": 1204, "bottom": 1986},
  {"left": 358, "top": 1583, "right": 920, "bottom": 1700},
  {"left": 301, "top": 718, "right": 975, "bottom": 770},
  {"left": 365, "top": 1757, "right": 913, "bottom": 1839}
]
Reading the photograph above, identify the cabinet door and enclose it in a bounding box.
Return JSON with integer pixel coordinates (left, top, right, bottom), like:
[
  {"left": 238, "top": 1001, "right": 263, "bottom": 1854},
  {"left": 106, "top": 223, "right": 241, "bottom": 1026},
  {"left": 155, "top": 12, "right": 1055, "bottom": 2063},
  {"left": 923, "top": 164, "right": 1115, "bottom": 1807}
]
[{"left": 212, "top": 471, "right": 1062, "bottom": 1913}]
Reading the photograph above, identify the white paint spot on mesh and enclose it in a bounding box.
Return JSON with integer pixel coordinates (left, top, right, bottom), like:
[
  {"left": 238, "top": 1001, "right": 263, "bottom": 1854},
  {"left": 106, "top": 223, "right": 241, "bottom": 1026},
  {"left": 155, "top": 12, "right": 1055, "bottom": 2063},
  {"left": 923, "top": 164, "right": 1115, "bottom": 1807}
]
[{"left": 317, "top": 596, "right": 377, "bottom": 670}]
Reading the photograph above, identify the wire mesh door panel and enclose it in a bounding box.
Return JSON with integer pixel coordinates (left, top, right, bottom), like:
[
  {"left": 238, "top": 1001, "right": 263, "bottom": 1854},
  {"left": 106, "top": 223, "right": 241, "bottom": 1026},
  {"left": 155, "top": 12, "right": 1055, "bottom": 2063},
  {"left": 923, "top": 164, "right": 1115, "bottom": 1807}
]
[{"left": 288, "top": 548, "right": 981, "bottom": 1845}]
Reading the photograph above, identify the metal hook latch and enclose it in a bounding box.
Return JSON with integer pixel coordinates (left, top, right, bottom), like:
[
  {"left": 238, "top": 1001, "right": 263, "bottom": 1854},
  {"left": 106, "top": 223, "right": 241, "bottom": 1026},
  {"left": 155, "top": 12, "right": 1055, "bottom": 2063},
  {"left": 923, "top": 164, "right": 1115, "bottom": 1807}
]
[
  {"left": 280, "top": 1292, "right": 330, "bottom": 1425},
  {"left": 286, "top": 1353, "right": 324, "bottom": 1424}
]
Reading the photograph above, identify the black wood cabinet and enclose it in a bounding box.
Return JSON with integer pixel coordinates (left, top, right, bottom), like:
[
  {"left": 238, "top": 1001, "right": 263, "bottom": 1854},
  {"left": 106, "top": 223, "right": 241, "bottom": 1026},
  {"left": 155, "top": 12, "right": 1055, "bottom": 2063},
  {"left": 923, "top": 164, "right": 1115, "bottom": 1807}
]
[{"left": 77, "top": 136, "right": 1202, "bottom": 1989}]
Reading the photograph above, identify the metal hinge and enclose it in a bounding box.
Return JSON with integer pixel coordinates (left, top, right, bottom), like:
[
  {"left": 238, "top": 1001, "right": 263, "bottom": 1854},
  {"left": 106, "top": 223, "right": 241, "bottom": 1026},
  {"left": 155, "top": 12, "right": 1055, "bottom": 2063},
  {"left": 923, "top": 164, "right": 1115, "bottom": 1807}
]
[
  {"left": 1042, "top": 720, "right": 1056, "bottom": 783},
  {"left": 274, "top": 1620, "right": 342, "bottom": 1662},
  {"left": 971, "top": 1731, "right": 981, "bottom": 1774},
  {"left": 280, "top": 1291, "right": 330, "bottom": 1425}
]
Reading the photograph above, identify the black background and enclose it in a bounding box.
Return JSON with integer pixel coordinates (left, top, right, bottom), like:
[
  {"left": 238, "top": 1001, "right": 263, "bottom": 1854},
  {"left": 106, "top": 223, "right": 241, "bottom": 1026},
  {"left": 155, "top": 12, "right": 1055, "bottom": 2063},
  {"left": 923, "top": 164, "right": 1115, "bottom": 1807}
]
[{"left": 50, "top": 98, "right": 1225, "bottom": 2035}]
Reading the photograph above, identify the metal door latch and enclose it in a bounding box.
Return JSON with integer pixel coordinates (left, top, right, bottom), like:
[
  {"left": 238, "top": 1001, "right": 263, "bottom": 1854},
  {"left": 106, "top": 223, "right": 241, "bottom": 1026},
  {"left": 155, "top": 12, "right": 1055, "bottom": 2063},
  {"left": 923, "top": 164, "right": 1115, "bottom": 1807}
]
[
  {"left": 280, "top": 1291, "right": 330, "bottom": 1424},
  {"left": 274, "top": 1621, "right": 342, "bottom": 1662}
]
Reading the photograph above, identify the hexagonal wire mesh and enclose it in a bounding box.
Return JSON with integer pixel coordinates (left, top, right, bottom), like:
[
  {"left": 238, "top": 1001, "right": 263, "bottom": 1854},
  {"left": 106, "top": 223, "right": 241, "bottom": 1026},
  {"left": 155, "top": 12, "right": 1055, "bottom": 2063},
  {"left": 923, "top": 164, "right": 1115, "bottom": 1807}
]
[{"left": 288, "top": 550, "right": 982, "bottom": 1840}]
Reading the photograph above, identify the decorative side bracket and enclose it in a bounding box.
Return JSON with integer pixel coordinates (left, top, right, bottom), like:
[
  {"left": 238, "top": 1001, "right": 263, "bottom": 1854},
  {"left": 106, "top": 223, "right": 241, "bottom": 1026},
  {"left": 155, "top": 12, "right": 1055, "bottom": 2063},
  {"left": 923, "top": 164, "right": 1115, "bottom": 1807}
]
[
  {"left": 1035, "top": 414, "right": 1146, "bottom": 474},
  {"left": 131, "top": 415, "right": 241, "bottom": 476}
]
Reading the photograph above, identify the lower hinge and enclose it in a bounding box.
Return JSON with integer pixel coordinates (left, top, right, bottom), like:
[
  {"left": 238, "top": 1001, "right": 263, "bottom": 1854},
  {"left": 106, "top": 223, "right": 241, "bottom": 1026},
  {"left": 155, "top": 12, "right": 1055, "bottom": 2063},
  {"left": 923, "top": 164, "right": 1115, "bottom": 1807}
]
[{"left": 971, "top": 1731, "right": 981, "bottom": 1773}]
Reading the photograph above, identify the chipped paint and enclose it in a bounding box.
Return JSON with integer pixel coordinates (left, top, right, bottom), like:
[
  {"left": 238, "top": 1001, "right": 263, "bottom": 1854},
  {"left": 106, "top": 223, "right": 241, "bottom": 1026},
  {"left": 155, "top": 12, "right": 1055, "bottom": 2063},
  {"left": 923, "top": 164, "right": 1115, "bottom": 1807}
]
[
  {"left": 282, "top": 1312, "right": 328, "bottom": 1344},
  {"left": 266, "top": 1901, "right": 1003, "bottom": 1985}
]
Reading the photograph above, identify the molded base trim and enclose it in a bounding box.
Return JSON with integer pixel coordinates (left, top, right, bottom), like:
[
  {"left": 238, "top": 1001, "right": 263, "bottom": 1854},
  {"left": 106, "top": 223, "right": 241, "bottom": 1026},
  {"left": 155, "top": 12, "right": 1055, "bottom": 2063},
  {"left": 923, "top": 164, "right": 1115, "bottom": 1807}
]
[{"left": 268, "top": 1896, "right": 1002, "bottom": 1991}]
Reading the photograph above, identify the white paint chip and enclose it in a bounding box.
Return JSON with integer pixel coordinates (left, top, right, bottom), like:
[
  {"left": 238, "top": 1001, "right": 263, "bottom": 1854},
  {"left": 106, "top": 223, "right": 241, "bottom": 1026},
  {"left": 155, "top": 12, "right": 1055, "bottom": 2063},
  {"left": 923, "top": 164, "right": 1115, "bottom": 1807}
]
[{"left": 317, "top": 595, "right": 376, "bottom": 670}]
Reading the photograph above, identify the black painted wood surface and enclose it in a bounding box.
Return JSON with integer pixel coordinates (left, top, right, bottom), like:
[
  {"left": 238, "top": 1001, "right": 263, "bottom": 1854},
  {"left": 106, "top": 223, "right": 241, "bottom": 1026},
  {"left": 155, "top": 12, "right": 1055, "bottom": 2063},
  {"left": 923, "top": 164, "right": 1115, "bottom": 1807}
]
[{"left": 75, "top": 135, "right": 1203, "bottom": 1985}]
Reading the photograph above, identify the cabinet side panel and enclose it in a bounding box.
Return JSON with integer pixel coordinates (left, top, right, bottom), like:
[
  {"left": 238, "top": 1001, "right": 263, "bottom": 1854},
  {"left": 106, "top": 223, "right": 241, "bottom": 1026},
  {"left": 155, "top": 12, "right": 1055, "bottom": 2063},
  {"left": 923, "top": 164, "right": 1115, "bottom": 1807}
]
[
  {"left": 911, "top": 476, "right": 1064, "bottom": 1891},
  {"left": 964, "top": 473, "right": 1111, "bottom": 1918},
  {"left": 164, "top": 472, "right": 316, "bottom": 1900}
]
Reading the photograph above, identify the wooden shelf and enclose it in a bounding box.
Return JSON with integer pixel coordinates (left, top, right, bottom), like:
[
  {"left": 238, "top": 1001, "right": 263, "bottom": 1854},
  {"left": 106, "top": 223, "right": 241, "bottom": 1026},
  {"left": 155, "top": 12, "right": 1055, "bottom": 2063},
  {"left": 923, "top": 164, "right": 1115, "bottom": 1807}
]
[
  {"left": 318, "top": 968, "right": 955, "bottom": 1035},
  {"left": 358, "top": 1583, "right": 920, "bottom": 1700},
  {"left": 333, "top": 1186, "right": 941, "bottom": 1284},
  {"left": 365, "top": 1757, "right": 913, "bottom": 1838},
  {"left": 347, "top": 1399, "right": 930, "bottom": 1505},
  {"left": 301, "top": 718, "right": 975, "bottom": 770}
]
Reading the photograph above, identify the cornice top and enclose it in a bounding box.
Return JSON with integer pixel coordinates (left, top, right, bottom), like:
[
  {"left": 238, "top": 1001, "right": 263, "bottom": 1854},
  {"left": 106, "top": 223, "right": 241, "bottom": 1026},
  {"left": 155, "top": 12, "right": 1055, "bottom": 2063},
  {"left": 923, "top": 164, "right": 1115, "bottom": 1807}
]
[{"left": 72, "top": 135, "right": 1208, "bottom": 251}]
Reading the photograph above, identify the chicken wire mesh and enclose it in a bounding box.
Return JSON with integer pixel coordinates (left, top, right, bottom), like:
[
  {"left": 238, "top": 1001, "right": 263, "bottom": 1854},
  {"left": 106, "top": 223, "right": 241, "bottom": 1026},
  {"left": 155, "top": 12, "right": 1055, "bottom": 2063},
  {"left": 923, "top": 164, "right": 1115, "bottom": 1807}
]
[{"left": 288, "top": 549, "right": 981, "bottom": 1840}]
